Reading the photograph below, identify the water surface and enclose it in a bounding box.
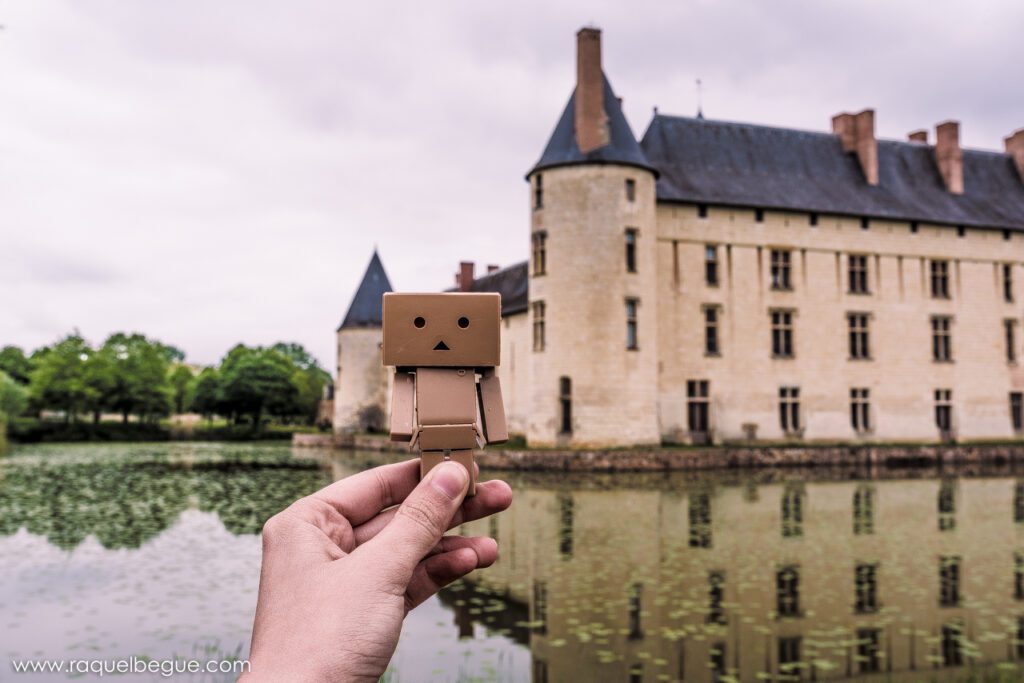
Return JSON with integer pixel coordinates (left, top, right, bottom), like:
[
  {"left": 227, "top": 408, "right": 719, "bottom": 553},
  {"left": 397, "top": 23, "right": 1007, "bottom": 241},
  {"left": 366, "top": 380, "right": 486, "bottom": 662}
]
[{"left": 3, "top": 442, "right": 1024, "bottom": 682}]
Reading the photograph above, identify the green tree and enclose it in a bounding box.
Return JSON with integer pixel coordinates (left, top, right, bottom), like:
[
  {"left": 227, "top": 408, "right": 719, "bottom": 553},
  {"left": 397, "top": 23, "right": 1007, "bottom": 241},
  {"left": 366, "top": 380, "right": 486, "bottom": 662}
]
[
  {"left": 271, "top": 342, "right": 330, "bottom": 424},
  {"left": 0, "top": 371, "right": 29, "bottom": 451},
  {"left": 102, "top": 333, "right": 173, "bottom": 423},
  {"left": 0, "top": 371, "right": 29, "bottom": 418},
  {"left": 271, "top": 342, "right": 320, "bottom": 371},
  {"left": 29, "top": 334, "right": 93, "bottom": 422},
  {"left": 292, "top": 365, "right": 331, "bottom": 424},
  {"left": 190, "top": 367, "right": 222, "bottom": 421},
  {"left": 169, "top": 364, "right": 196, "bottom": 414},
  {"left": 82, "top": 345, "right": 116, "bottom": 423},
  {"left": 0, "top": 346, "right": 33, "bottom": 385},
  {"left": 219, "top": 346, "right": 297, "bottom": 430}
]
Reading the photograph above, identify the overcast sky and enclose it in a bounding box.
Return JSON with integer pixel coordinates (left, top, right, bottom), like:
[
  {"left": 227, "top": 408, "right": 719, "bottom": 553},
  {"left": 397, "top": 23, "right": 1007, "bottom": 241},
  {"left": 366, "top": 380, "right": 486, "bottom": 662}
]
[{"left": 2, "top": 0, "right": 1022, "bottom": 368}]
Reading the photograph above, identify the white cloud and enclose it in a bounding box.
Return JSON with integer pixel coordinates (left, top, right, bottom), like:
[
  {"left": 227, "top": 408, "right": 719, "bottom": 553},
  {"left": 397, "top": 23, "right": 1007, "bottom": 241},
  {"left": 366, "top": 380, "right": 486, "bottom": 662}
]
[{"left": 1, "top": 0, "right": 1021, "bottom": 366}]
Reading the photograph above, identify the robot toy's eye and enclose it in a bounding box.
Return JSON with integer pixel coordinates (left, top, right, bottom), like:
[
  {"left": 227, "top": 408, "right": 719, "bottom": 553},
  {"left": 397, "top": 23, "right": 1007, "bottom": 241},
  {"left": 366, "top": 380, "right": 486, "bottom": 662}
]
[
  {"left": 457, "top": 317, "right": 470, "bottom": 329},
  {"left": 414, "top": 317, "right": 426, "bottom": 328}
]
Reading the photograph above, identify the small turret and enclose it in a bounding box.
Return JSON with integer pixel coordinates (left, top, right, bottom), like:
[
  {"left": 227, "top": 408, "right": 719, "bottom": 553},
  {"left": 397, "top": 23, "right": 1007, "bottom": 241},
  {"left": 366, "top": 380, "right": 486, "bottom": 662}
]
[
  {"left": 334, "top": 250, "right": 394, "bottom": 434},
  {"left": 525, "top": 28, "right": 660, "bottom": 448}
]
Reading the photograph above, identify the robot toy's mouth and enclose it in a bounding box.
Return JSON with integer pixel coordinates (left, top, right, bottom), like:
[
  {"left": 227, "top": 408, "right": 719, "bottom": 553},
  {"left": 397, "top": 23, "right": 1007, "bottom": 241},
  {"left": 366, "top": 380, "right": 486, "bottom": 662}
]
[{"left": 433, "top": 341, "right": 450, "bottom": 351}]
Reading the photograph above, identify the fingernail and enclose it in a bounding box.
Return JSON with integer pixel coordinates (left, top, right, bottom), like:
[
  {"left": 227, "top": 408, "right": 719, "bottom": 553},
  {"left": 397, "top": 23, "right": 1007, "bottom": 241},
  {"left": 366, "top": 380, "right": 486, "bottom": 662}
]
[{"left": 431, "top": 462, "right": 468, "bottom": 499}]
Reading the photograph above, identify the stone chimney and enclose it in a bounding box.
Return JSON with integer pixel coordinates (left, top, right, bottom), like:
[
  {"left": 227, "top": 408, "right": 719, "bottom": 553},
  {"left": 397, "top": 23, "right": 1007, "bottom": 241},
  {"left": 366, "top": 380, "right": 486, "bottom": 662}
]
[
  {"left": 1006, "top": 128, "right": 1024, "bottom": 181},
  {"left": 575, "top": 27, "right": 609, "bottom": 154},
  {"left": 456, "top": 261, "right": 475, "bottom": 292},
  {"left": 935, "top": 121, "right": 964, "bottom": 194},
  {"left": 908, "top": 130, "right": 928, "bottom": 143},
  {"left": 487, "top": 264, "right": 500, "bottom": 274},
  {"left": 832, "top": 109, "right": 878, "bottom": 185}
]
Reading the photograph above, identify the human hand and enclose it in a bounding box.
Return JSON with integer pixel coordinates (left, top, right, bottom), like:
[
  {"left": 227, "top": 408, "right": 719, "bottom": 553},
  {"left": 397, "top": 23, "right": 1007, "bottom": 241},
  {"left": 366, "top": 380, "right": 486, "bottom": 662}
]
[{"left": 241, "top": 459, "right": 513, "bottom": 682}]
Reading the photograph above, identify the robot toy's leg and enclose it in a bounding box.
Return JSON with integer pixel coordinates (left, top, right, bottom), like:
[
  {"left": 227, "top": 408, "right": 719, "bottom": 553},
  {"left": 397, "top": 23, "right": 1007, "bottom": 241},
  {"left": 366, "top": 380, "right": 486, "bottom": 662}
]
[{"left": 419, "top": 450, "right": 476, "bottom": 497}]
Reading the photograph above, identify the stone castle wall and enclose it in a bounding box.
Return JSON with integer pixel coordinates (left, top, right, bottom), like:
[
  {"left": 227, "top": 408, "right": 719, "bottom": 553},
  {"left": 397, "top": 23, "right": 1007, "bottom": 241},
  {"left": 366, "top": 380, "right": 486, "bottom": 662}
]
[{"left": 656, "top": 204, "right": 1024, "bottom": 444}]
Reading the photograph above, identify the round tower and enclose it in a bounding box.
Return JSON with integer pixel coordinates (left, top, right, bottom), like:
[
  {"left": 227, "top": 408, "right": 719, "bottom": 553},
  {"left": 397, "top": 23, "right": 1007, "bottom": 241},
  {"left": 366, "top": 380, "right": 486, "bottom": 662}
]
[
  {"left": 334, "top": 250, "right": 393, "bottom": 434},
  {"left": 525, "top": 28, "right": 660, "bottom": 448}
]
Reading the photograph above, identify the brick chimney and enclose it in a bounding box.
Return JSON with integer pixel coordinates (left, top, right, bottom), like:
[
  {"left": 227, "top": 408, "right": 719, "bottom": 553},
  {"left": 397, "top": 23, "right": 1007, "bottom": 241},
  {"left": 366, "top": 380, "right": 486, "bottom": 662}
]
[
  {"left": 1006, "top": 128, "right": 1024, "bottom": 181},
  {"left": 575, "top": 27, "right": 609, "bottom": 154},
  {"left": 831, "top": 109, "right": 878, "bottom": 185},
  {"left": 935, "top": 121, "right": 964, "bottom": 194},
  {"left": 908, "top": 130, "right": 928, "bottom": 143},
  {"left": 456, "top": 261, "right": 475, "bottom": 292}
]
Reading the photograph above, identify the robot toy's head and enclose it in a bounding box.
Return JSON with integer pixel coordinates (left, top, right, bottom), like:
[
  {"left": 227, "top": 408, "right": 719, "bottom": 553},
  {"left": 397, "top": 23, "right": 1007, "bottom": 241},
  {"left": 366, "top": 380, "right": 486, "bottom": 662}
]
[{"left": 382, "top": 292, "right": 501, "bottom": 367}]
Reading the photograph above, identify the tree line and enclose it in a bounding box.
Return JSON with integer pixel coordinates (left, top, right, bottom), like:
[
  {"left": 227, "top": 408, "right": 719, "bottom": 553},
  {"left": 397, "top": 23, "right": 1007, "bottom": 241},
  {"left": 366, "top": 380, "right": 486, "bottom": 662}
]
[{"left": 0, "top": 333, "right": 331, "bottom": 433}]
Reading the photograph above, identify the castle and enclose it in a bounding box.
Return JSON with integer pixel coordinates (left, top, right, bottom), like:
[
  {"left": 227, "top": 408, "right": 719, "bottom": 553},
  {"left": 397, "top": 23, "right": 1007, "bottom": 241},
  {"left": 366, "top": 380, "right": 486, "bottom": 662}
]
[{"left": 335, "top": 28, "right": 1024, "bottom": 449}]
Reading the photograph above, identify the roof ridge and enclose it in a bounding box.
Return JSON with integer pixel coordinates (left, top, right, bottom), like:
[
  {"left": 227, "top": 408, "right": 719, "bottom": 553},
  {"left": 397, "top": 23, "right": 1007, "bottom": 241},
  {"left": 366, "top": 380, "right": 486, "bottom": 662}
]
[
  {"left": 652, "top": 113, "right": 1011, "bottom": 156},
  {"left": 472, "top": 260, "right": 528, "bottom": 282}
]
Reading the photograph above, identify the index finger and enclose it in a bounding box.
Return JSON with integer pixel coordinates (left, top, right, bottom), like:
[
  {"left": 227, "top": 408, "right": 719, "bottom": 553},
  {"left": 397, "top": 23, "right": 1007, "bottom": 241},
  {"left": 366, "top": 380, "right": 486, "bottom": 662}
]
[{"left": 303, "top": 458, "right": 421, "bottom": 526}]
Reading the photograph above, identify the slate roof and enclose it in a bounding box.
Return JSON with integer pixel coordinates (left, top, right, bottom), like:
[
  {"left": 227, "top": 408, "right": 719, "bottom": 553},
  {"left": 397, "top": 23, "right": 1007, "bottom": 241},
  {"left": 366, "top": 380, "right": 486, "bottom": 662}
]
[
  {"left": 339, "top": 250, "right": 393, "bottom": 330},
  {"left": 641, "top": 115, "right": 1024, "bottom": 231},
  {"left": 530, "top": 75, "right": 657, "bottom": 177},
  {"left": 450, "top": 261, "right": 529, "bottom": 316}
]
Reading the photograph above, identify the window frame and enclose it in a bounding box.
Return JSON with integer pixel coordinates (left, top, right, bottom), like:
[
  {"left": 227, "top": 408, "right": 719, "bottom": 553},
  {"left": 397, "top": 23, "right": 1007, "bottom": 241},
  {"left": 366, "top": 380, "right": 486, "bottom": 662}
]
[
  {"left": 558, "top": 376, "right": 572, "bottom": 435},
  {"left": 935, "top": 388, "right": 954, "bottom": 434},
  {"left": 1006, "top": 319, "right": 1018, "bottom": 363},
  {"left": 624, "top": 228, "right": 638, "bottom": 273},
  {"left": 848, "top": 254, "right": 870, "bottom": 294},
  {"left": 930, "top": 259, "right": 951, "bottom": 299},
  {"left": 705, "top": 244, "right": 720, "bottom": 286},
  {"left": 625, "top": 298, "right": 640, "bottom": 350},
  {"left": 687, "top": 379, "right": 711, "bottom": 436},
  {"left": 703, "top": 305, "right": 721, "bottom": 356},
  {"left": 779, "top": 386, "right": 801, "bottom": 435},
  {"left": 848, "top": 312, "right": 871, "bottom": 360},
  {"left": 931, "top": 315, "right": 953, "bottom": 362},
  {"left": 851, "top": 387, "right": 872, "bottom": 433},
  {"left": 771, "top": 309, "right": 796, "bottom": 359},
  {"left": 770, "top": 249, "right": 793, "bottom": 291},
  {"left": 531, "top": 231, "right": 547, "bottom": 277},
  {"left": 531, "top": 301, "right": 546, "bottom": 352}
]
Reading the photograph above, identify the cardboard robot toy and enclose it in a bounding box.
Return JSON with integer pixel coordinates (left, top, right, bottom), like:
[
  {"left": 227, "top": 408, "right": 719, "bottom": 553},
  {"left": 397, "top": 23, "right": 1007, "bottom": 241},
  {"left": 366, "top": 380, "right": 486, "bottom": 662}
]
[{"left": 382, "top": 292, "right": 508, "bottom": 496}]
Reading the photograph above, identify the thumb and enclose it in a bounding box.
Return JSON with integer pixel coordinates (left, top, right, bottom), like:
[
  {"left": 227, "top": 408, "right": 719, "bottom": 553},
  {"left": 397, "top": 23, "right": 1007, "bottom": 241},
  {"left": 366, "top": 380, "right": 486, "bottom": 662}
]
[{"left": 365, "top": 460, "right": 469, "bottom": 580}]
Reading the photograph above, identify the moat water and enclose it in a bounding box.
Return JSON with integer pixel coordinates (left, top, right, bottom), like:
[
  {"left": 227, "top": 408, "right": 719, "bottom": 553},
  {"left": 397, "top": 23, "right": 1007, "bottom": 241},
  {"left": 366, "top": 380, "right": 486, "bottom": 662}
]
[{"left": 3, "top": 442, "right": 1024, "bottom": 682}]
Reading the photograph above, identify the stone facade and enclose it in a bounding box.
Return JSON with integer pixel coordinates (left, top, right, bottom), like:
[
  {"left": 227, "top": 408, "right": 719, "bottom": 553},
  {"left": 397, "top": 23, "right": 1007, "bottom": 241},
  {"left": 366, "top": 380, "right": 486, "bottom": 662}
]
[{"left": 654, "top": 206, "right": 1024, "bottom": 444}]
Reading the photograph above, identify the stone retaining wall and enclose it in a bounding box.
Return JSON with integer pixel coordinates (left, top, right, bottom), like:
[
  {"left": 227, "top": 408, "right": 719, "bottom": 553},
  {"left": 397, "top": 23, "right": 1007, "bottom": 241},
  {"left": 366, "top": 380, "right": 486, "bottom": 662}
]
[{"left": 295, "top": 433, "right": 1024, "bottom": 472}]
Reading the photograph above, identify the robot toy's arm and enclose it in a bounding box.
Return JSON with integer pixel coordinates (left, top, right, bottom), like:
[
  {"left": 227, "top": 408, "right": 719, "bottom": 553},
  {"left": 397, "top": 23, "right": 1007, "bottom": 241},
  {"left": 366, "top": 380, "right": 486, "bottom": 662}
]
[
  {"left": 477, "top": 368, "right": 508, "bottom": 445},
  {"left": 390, "top": 370, "right": 415, "bottom": 442}
]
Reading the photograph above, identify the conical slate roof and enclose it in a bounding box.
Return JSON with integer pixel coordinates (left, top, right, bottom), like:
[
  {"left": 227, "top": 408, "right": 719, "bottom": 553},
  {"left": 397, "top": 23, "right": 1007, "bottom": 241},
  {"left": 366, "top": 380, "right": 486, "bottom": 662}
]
[
  {"left": 529, "top": 74, "right": 657, "bottom": 177},
  {"left": 338, "top": 251, "right": 393, "bottom": 330}
]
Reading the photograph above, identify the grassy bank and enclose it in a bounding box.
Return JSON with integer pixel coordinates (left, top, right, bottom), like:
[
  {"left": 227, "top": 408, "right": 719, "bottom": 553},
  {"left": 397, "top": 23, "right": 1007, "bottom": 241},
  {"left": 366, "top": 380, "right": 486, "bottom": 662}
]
[{"left": 7, "top": 418, "right": 321, "bottom": 444}]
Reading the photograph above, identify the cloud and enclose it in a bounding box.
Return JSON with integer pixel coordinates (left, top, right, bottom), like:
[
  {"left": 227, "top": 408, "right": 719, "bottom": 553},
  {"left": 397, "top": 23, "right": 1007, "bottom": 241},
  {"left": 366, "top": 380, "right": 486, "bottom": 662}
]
[{"left": 1, "top": 0, "right": 1021, "bottom": 366}]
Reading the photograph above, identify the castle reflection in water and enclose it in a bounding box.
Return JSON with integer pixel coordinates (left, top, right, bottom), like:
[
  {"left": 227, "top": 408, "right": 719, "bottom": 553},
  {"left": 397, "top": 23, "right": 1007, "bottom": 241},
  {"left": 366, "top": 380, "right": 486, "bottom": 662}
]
[{"left": 445, "top": 468, "right": 1024, "bottom": 682}]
